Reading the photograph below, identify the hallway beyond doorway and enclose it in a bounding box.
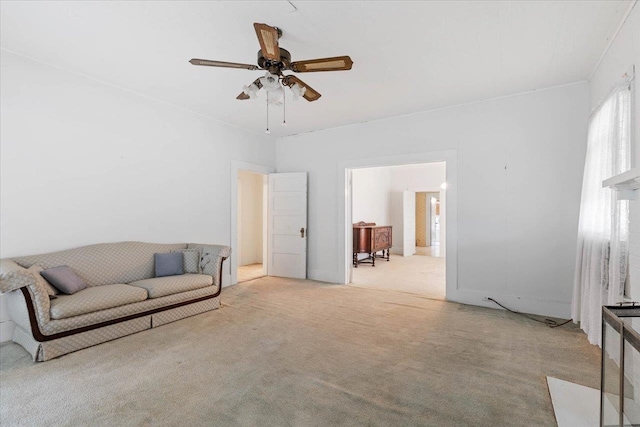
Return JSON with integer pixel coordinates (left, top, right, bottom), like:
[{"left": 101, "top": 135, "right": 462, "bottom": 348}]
[
  {"left": 416, "top": 246, "right": 440, "bottom": 257},
  {"left": 238, "top": 263, "right": 265, "bottom": 283},
  {"left": 349, "top": 161, "right": 446, "bottom": 299}
]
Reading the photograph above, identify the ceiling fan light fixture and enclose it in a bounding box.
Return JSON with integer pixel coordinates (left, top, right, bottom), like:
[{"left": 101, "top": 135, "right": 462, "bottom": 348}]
[
  {"left": 243, "top": 83, "right": 260, "bottom": 99},
  {"left": 259, "top": 72, "right": 281, "bottom": 91},
  {"left": 267, "top": 85, "right": 285, "bottom": 106},
  {"left": 290, "top": 83, "right": 307, "bottom": 101}
]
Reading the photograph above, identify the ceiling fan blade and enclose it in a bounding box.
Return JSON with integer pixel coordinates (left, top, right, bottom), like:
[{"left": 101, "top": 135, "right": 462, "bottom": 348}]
[
  {"left": 282, "top": 75, "right": 321, "bottom": 102},
  {"left": 253, "top": 23, "right": 280, "bottom": 62},
  {"left": 236, "top": 78, "right": 263, "bottom": 100},
  {"left": 290, "top": 56, "right": 353, "bottom": 73},
  {"left": 189, "top": 59, "right": 258, "bottom": 70}
]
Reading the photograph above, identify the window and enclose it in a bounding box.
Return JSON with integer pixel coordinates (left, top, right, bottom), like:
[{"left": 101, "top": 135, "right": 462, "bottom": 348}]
[{"left": 572, "top": 77, "right": 632, "bottom": 345}]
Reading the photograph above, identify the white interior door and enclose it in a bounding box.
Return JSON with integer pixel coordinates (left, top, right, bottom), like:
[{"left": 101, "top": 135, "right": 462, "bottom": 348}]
[
  {"left": 403, "top": 191, "right": 416, "bottom": 256},
  {"left": 237, "top": 178, "right": 243, "bottom": 263},
  {"left": 268, "top": 172, "right": 307, "bottom": 278}
]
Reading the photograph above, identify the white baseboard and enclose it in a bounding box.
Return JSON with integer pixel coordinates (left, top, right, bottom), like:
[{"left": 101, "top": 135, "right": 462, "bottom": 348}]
[{"left": 447, "top": 289, "right": 571, "bottom": 319}]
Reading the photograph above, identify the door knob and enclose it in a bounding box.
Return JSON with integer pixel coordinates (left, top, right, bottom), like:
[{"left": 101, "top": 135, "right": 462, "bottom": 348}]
[{"left": 300, "top": 227, "right": 305, "bottom": 238}]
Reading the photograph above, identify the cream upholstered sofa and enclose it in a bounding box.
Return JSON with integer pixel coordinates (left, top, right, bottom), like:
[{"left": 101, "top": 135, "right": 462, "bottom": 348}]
[{"left": 0, "top": 242, "right": 230, "bottom": 361}]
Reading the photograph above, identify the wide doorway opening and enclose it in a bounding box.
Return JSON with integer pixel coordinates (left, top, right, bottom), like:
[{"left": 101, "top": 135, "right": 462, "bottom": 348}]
[
  {"left": 349, "top": 162, "right": 446, "bottom": 299},
  {"left": 237, "top": 170, "right": 268, "bottom": 283}
]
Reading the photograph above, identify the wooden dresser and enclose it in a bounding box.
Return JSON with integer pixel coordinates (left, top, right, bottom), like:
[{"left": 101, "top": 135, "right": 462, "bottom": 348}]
[{"left": 353, "top": 222, "right": 393, "bottom": 267}]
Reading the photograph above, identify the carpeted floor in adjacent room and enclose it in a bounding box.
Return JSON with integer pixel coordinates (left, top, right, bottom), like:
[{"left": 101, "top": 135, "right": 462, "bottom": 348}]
[{"left": 0, "top": 277, "right": 599, "bottom": 426}]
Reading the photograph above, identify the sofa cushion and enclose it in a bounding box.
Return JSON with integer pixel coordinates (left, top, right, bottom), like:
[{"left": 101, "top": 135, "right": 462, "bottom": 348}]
[
  {"left": 50, "top": 284, "right": 148, "bottom": 320},
  {"left": 42, "top": 286, "right": 218, "bottom": 336},
  {"left": 154, "top": 252, "right": 183, "bottom": 277},
  {"left": 128, "top": 274, "right": 213, "bottom": 299},
  {"left": 173, "top": 249, "right": 201, "bottom": 274},
  {"left": 41, "top": 266, "right": 87, "bottom": 295}
]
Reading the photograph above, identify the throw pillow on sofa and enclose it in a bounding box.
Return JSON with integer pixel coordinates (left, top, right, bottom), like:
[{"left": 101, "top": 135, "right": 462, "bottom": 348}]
[
  {"left": 172, "top": 249, "right": 201, "bottom": 274},
  {"left": 28, "top": 264, "right": 59, "bottom": 297},
  {"left": 40, "top": 265, "right": 87, "bottom": 295},
  {"left": 154, "top": 252, "right": 183, "bottom": 277}
]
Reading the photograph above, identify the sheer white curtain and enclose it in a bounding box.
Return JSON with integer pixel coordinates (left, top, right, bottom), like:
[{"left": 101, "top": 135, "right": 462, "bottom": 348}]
[{"left": 572, "top": 82, "right": 631, "bottom": 346}]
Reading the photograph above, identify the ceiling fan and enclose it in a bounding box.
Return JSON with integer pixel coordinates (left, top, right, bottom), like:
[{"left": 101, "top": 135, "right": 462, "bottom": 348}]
[{"left": 189, "top": 23, "right": 353, "bottom": 103}]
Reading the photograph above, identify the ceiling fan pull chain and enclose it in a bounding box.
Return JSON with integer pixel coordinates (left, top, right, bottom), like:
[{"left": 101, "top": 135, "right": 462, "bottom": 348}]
[
  {"left": 282, "top": 85, "right": 287, "bottom": 127},
  {"left": 265, "top": 92, "right": 270, "bottom": 134}
]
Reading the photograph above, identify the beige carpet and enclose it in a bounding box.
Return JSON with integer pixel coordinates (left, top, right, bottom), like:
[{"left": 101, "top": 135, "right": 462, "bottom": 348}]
[
  {"left": 351, "top": 249, "right": 445, "bottom": 298},
  {"left": 415, "top": 246, "right": 440, "bottom": 257},
  {"left": 0, "top": 277, "right": 599, "bottom": 426},
  {"left": 238, "top": 263, "right": 265, "bottom": 283}
]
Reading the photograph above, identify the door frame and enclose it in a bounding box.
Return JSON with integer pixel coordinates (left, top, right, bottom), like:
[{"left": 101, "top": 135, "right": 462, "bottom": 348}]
[
  {"left": 230, "top": 161, "right": 275, "bottom": 286},
  {"left": 338, "top": 150, "right": 457, "bottom": 300},
  {"left": 426, "top": 192, "right": 442, "bottom": 247}
]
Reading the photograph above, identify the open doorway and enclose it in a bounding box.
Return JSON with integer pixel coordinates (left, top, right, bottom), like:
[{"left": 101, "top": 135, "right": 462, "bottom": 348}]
[
  {"left": 349, "top": 162, "right": 446, "bottom": 299},
  {"left": 416, "top": 192, "right": 441, "bottom": 257},
  {"left": 237, "top": 170, "right": 267, "bottom": 283}
]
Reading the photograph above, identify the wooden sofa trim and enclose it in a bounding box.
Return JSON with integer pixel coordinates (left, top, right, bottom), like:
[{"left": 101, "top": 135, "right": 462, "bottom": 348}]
[{"left": 20, "top": 257, "right": 227, "bottom": 342}]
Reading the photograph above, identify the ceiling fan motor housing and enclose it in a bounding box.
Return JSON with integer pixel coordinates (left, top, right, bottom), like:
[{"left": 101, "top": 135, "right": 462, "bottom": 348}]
[{"left": 258, "top": 48, "right": 291, "bottom": 75}]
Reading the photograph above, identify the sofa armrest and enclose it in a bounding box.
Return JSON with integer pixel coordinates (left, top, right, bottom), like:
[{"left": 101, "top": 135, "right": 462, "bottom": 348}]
[
  {"left": 187, "top": 244, "right": 231, "bottom": 288},
  {"left": 1, "top": 259, "right": 37, "bottom": 293},
  {"left": 0, "top": 259, "right": 51, "bottom": 325}
]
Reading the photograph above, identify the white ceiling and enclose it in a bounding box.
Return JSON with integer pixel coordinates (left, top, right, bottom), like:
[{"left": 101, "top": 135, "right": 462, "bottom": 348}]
[{"left": 0, "top": 1, "right": 632, "bottom": 138}]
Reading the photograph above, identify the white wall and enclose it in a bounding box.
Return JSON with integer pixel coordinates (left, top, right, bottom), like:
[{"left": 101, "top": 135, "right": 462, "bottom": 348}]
[
  {"left": 352, "top": 167, "right": 391, "bottom": 226},
  {"left": 237, "top": 170, "right": 264, "bottom": 266},
  {"left": 588, "top": 3, "right": 640, "bottom": 301},
  {"left": 277, "top": 82, "right": 589, "bottom": 318},
  {"left": 0, "top": 51, "right": 275, "bottom": 341},
  {"left": 0, "top": 51, "right": 275, "bottom": 256},
  {"left": 389, "top": 162, "right": 446, "bottom": 192},
  {"left": 352, "top": 163, "right": 446, "bottom": 227}
]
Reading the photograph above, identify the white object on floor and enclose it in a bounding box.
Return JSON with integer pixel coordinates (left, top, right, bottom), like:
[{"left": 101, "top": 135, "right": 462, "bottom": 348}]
[
  {"left": 547, "top": 376, "right": 599, "bottom": 427},
  {"left": 547, "top": 376, "right": 629, "bottom": 427}
]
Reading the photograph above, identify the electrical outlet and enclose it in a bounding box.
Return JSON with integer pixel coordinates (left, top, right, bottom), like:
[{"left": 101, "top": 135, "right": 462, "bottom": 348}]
[{"left": 482, "top": 297, "right": 490, "bottom": 301}]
